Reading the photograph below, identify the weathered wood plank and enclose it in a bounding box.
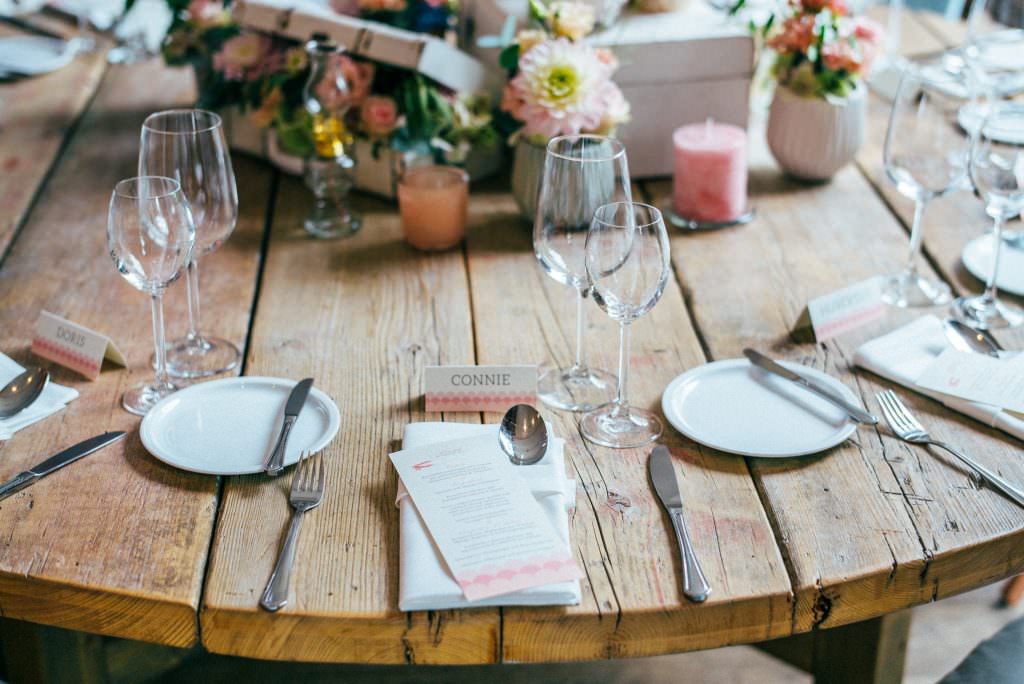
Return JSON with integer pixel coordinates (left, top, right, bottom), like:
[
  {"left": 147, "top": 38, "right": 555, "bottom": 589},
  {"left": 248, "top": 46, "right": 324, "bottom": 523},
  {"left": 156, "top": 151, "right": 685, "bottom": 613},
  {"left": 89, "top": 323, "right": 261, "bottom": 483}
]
[
  {"left": 463, "top": 184, "right": 793, "bottom": 661},
  {"left": 200, "top": 175, "right": 497, "bottom": 663},
  {"left": 0, "top": 59, "right": 271, "bottom": 646},
  {"left": 0, "top": 24, "right": 108, "bottom": 260}
]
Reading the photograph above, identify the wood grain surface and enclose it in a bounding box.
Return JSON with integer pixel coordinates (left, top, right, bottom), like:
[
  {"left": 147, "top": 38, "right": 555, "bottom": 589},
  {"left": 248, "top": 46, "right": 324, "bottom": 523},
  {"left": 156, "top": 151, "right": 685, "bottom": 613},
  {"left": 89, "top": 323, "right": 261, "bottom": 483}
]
[{"left": 1, "top": 9, "right": 1022, "bottom": 664}]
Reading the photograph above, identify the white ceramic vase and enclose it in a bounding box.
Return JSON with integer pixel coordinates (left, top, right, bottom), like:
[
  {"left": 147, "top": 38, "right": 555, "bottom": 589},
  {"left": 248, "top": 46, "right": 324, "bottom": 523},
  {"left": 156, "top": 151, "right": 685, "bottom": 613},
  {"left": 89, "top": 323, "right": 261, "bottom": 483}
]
[{"left": 766, "top": 84, "right": 867, "bottom": 182}]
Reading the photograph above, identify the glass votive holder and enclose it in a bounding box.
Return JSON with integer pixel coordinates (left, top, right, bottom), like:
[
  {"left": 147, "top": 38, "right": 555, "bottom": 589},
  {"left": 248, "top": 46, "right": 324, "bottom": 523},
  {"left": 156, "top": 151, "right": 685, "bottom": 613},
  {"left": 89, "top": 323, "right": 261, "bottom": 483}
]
[{"left": 397, "top": 165, "right": 469, "bottom": 251}]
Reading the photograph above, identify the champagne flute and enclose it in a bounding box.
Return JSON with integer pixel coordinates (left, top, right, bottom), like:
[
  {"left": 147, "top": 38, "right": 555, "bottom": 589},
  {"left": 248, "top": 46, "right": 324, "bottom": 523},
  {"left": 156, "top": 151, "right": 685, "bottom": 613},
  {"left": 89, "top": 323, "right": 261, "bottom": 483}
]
[
  {"left": 139, "top": 109, "right": 240, "bottom": 377},
  {"left": 881, "top": 63, "right": 971, "bottom": 308},
  {"left": 581, "top": 202, "right": 671, "bottom": 449},
  {"left": 952, "top": 104, "right": 1024, "bottom": 329},
  {"left": 107, "top": 177, "right": 195, "bottom": 415},
  {"left": 534, "top": 135, "right": 630, "bottom": 412}
]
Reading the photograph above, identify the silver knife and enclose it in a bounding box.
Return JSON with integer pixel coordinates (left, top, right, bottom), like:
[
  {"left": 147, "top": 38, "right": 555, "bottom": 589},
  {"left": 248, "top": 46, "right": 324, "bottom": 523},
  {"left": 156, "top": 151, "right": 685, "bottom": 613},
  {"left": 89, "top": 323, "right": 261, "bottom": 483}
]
[
  {"left": 742, "top": 349, "right": 878, "bottom": 425},
  {"left": 264, "top": 378, "right": 314, "bottom": 476},
  {"left": 0, "top": 431, "right": 126, "bottom": 502},
  {"left": 648, "top": 446, "right": 711, "bottom": 603}
]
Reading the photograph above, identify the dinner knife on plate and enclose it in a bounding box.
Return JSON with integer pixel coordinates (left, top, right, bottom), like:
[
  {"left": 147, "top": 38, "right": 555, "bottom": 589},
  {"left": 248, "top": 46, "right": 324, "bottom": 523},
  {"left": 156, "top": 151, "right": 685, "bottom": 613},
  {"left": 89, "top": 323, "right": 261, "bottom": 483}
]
[
  {"left": 743, "top": 349, "right": 878, "bottom": 425},
  {"left": 0, "top": 431, "right": 126, "bottom": 502},
  {"left": 648, "top": 446, "right": 711, "bottom": 603},
  {"left": 264, "top": 378, "right": 314, "bottom": 476}
]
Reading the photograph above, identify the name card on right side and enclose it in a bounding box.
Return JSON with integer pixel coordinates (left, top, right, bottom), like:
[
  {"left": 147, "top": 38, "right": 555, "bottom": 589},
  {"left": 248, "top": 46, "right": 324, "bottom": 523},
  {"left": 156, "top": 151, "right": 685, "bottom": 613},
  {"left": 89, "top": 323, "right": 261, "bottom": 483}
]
[
  {"left": 792, "top": 277, "right": 886, "bottom": 343},
  {"left": 425, "top": 365, "right": 538, "bottom": 413}
]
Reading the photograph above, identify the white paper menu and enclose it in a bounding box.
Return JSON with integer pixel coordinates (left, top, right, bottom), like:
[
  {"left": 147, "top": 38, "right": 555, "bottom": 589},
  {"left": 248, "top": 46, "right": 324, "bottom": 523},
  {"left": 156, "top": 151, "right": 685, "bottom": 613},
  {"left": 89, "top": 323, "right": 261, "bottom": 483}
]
[
  {"left": 916, "top": 349, "right": 1024, "bottom": 417},
  {"left": 389, "top": 434, "right": 582, "bottom": 601}
]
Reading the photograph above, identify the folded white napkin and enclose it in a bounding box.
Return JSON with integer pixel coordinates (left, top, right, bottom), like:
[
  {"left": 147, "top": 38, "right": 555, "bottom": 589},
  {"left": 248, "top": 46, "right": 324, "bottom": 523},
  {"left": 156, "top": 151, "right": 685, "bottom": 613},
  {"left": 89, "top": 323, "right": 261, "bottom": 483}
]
[
  {"left": 0, "top": 353, "right": 78, "bottom": 441},
  {"left": 396, "top": 422, "right": 581, "bottom": 611},
  {"left": 855, "top": 316, "right": 1024, "bottom": 441}
]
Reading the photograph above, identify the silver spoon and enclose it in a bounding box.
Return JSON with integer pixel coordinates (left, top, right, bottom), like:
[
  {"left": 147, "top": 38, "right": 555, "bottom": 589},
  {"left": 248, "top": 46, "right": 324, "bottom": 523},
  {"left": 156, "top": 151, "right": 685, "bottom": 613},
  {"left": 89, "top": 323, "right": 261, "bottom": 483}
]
[
  {"left": 0, "top": 367, "right": 49, "bottom": 419},
  {"left": 498, "top": 404, "right": 548, "bottom": 466},
  {"left": 943, "top": 318, "right": 1004, "bottom": 358}
]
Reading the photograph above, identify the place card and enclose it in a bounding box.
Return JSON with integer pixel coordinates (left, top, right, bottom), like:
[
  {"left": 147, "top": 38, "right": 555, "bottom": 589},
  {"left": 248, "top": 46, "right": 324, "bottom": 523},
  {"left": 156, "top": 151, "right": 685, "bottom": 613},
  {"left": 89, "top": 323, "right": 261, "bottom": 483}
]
[
  {"left": 31, "top": 311, "right": 126, "bottom": 380},
  {"left": 424, "top": 365, "right": 537, "bottom": 413},
  {"left": 792, "top": 277, "right": 886, "bottom": 343},
  {"left": 390, "top": 433, "right": 582, "bottom": 601},
  {"left": 916, "top": 348, "right": 1024, "bottom": 416}
]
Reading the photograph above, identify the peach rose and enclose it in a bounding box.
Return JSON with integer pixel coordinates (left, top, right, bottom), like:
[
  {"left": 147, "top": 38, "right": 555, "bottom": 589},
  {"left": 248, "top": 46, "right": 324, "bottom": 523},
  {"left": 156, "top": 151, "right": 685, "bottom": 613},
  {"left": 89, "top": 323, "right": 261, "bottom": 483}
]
[{"left": 360, "top": 96, "right": 399, "bottom": 137}]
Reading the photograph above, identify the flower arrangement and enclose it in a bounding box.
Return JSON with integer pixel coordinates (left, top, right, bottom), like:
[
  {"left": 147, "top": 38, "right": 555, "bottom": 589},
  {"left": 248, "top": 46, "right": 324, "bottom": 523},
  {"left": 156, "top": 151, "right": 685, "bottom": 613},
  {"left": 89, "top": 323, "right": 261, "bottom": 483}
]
[
  {"left": 162, "top": 0, "right": 497, "bottom": 164},
  {"left": 754, "top": 0, "right": 884, "bottom": 99},
  {"left": 497, "top": 0, "right": 630, "bottom": 144}
]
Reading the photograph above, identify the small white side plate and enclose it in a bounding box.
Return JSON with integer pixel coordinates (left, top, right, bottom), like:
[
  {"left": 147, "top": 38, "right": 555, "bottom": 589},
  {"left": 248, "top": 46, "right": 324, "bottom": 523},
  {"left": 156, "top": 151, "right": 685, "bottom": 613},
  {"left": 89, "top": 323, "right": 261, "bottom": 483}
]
[
  {"left": 0, "top": 37, "right": 72, "bottom": 75},
  {"left": 962, "top": 233, "right": 1024, "bottom": 297},
  {"left": 661, "top": 359, "right": 859, "bottom": 458},
  {"left": 141, "top": 377, "right": 340, "bottom": 475}
]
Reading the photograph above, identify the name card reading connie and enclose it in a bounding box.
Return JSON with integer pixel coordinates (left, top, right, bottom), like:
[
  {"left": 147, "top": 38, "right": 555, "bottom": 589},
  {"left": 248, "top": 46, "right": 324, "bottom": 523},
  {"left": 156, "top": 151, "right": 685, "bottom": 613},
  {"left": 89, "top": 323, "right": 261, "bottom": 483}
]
[
  {"left": 425, "top": 365, "right": 538, "bottom": 413},
  {"left": 31, "top": 311, "right": 126, "bottom": 380}
]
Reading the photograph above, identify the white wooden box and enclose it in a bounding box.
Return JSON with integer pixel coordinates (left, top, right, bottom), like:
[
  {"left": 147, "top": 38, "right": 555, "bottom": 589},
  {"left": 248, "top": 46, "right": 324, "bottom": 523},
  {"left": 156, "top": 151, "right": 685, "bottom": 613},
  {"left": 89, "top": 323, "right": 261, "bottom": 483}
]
[{"left": 462, "top": 0, "right": 754, "bottom": 177}]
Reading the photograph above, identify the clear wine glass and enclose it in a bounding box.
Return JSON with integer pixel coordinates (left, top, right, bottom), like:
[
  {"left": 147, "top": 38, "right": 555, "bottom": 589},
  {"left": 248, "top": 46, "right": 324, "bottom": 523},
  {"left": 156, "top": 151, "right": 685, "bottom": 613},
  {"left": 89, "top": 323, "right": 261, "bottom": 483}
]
[
  {"left": 581, "top": 202, "right": 671, "bottom": 449},
  {"left": 881, "top": 63, "right": 971, "bottom": 308},
  {"left": 108, "top": 177, "right": 195, "bottom": 415},
  {"left": 953, "top": 104, "right": 1024, "bottom": 329},
  {"left": 534, "top": 135, "right": 630, "bottom": 412},
  {"left": 139, "top": 109, "right": 240, "bottom": 378}
]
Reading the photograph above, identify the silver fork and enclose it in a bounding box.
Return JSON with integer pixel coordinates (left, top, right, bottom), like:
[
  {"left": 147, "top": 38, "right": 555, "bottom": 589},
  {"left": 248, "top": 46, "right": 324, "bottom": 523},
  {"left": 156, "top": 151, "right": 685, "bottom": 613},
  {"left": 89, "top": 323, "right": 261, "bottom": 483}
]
[
  {"left": 260, "top": 451, "right": 326, "bottom": 611},
  {"left": 876, "top": 390, "right": 1024, "bottom": 508}
]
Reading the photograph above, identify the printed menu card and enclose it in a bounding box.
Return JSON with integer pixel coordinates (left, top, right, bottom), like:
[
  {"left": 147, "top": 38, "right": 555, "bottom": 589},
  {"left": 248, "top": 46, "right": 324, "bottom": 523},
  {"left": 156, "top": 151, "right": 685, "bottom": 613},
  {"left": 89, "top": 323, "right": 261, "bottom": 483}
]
[{"left": 390, "top": 433, "right": 582, "bottom": 601}]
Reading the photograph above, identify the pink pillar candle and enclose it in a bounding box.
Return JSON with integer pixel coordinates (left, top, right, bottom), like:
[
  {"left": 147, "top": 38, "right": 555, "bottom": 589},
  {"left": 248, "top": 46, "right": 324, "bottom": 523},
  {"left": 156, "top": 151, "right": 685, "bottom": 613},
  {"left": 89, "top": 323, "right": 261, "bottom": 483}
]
[
  {"left": 397, "top": 165, "right": 469, "bottom": 251},
  {"left": 672, "top": 120, "right": 748, "bottom": 223}
]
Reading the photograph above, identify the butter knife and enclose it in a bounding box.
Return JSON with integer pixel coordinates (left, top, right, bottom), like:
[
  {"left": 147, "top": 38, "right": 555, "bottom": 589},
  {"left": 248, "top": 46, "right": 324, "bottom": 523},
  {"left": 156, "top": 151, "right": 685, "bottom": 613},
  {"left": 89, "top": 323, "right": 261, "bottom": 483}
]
[
  {"left": 743, "top": 349, "right": 878, "bottom": 425},
  {"left": 649, "top": 446, "right": 711, "bottom": 603},
  {"left": 264, "top": 378, "right": 314, "bottom": 476},
  {"left": 0, "top": 431, "right": 126, "bottom": 502}
]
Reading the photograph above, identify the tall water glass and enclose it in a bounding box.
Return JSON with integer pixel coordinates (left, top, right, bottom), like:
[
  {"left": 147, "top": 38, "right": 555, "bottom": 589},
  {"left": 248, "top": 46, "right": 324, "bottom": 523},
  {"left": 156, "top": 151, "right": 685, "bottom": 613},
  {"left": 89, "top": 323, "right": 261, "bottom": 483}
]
[
  {"left": 881, "top": 64, "right": 971, "bottom": 308},
  {"left": 140, "top": 109, "right": 240, "bottom": 377},
  {"left": 582, "top": 202, "right": 671, "bottom": 449},
  {"left": 108, "top": 177, "right": 195, "bottom": 415},
  {"left": 534, "top": 135, "right": 630, "bottom": 412},
  {"left": 953, "top": 104, "right": 1024, "bottom": 329}
]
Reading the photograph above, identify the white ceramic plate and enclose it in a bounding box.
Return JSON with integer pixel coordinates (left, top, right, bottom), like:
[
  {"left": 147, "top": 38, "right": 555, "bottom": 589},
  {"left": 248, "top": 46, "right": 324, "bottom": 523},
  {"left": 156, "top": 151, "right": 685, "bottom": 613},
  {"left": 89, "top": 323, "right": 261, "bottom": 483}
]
[
  {"left": 661, "top": 359, "right": 859, "bottom": 458},
  {"left": 0, "top": 36, "right": 73, "bottom": 75},
  {"left": 958, "top": 103, "right": 1024, "bottom": 144},
  {"left": 962, "top": 233, "right": 1024, "bottom": 297},
  {"left": 140, "top": 377, "right": 340, "bottom": 475}
]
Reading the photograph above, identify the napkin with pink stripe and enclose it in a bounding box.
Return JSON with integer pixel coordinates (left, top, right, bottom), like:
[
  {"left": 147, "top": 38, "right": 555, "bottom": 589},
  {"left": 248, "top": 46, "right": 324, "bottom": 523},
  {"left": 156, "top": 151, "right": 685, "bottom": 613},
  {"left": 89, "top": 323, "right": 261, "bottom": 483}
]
[
  {"left": 395, "top": 422, "right": 580, "bottom": 611},
  {"left": 854, "top": 316, "right": 1024, "bottom": 442}
]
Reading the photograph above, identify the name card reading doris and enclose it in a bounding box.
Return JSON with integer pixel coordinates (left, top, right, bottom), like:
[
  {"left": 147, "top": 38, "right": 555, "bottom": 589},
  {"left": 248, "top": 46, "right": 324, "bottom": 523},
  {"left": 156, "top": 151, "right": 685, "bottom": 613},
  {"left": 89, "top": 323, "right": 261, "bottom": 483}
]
[{"left": 425, "top": 365, "right": 538, "bottom": 412}]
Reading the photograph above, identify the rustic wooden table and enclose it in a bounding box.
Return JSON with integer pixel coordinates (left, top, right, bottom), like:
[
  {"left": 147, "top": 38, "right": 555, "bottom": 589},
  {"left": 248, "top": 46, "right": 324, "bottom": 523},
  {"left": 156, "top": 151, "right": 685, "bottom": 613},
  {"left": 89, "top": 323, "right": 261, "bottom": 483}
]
[{"left": 0, "top": 8, "right": 1021, "bottom": 683}]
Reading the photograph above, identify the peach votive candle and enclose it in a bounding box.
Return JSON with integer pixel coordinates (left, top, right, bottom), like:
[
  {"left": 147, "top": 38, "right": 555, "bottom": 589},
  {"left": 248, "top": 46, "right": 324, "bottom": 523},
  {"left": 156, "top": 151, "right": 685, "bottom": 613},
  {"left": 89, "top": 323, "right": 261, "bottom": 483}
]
[
  {"left": 672, "top": 119, "right": 748, "bottom": 223},
  {"left": 397, "top": 165, "right": 469, "bottom": 251}
]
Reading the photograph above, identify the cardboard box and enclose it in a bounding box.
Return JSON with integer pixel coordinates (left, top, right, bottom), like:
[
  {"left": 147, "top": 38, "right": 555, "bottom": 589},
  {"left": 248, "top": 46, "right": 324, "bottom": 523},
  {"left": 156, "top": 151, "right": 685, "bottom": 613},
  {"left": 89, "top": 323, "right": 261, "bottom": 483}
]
[{"left": 462, "top": 0, "right": 754, "bottom": 177}]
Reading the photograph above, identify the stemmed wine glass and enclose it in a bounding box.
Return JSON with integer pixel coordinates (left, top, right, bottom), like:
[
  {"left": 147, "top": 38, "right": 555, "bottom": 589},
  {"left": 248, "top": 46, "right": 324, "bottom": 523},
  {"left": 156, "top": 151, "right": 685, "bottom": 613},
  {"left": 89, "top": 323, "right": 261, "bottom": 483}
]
[
  {"left": 534, "top": 135, "right": 630, "bottom": 412},
  {"left": 952, "top": 104, "right": 1024, "bottom": 329},
  {"left": 881, "top": 63, "right": 971, "bottom": 308},
  {"left": 107, "top": 177, "right": 195, "bottom": 415},
  {"left": 581, "top": 202, "right": 671, "bottom": 449},
  {"left": 139, "top": 109, "right": 240, "bottom": 378}
]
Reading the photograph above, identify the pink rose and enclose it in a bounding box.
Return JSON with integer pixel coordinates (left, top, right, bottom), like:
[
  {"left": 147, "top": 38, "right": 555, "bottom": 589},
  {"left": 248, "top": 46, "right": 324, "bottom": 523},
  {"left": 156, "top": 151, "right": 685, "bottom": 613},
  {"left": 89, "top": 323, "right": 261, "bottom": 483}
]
[
  {"left": 822, "top": 40, "right": 861, "bottom": 72},
  {"left": 315, "top": 55, "right": 374, "bottom": 112},
  {"left": 360, "top": 96, "right": 399, "bottom": 137},
  {"left": 213, "top": 33, "right": 270, "bottom": 81}
]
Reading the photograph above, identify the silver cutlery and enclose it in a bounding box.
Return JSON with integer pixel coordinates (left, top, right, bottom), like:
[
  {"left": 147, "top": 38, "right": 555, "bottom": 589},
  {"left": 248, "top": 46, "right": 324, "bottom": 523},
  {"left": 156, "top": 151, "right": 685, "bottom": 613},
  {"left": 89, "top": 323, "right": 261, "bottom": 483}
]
[
  {"left": 743, "top": 349, "right": 878, "bottom": 425},
  {"left": 498, "top": 404, "right": 548, "bottom": 465},
  {"left": 261, "top": 450, "right": 325, "bottom": 612},
  {"left": 0, "top": 367, "right": 48, "bottom": 419},
  {"left": 0, "top": 431, "right": 126, "bottom": 501},
  {"left": 264, "top": 377, "right": 314, "bottom": 476},
  {"left": 943, "top": 318, "right": 1004, "bottom": 358},
  {"left": 648, "top": 445, "right": 711, "bottom": 603},
  {"left": 876, "top": 390, "right": 1024, "bottom": 508}
]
